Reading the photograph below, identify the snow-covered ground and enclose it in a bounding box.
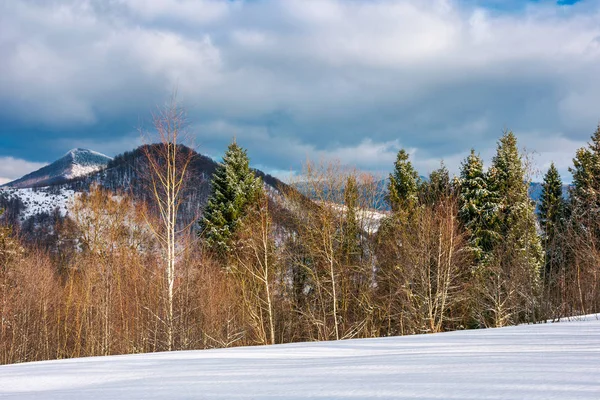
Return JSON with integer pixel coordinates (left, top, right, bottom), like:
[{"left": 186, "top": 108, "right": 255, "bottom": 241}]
[
  {"left": 0, "top": 187, "right": 75, "bottom": 221},
  {"left": 1, "top": 316, "right": 599, "bottom": 399}
]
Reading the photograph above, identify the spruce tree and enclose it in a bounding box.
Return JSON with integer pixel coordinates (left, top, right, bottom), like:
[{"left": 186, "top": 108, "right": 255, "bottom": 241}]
[
  {"left": 489, "top": 131, "right": 542, "bottom": 269},
  {"left": 458, "top": 149, "right": 499, "bottom": 264},
  {"left": 570, "top": 125, "right": 600, "bottom": 231},
  {"left": 538, "top": 163, "right": 565, "bottom": 279},
  {"left": 570, "top": 147, "right": 596, "bottom": 207},
  {"left": 421, "top": 161, "right": 451, "bottom": 205},
  {"left": 488, "top": 131, "right": 543, "bottom": 323},
  {"left": 200, "top": 140, "right": 262, "bottom": 254},
  {"left": 387, "top": 149, "right": 420, "bottom": 211},
  {"left": 539, "top": 163, "right": 564, "bottom": 240}
]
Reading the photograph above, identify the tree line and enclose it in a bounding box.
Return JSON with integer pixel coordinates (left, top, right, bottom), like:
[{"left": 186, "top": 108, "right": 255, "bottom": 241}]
[{"left": 1, "top": 104, "right": 600, "bottom": 365}]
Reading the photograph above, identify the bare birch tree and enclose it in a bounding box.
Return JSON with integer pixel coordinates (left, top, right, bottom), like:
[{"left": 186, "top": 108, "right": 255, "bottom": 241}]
[{"left": 142, "top": 97, "right": 195, "bottom": 351}]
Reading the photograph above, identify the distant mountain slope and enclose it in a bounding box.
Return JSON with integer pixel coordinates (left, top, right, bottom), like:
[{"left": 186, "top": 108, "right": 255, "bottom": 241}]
[
  {"left": 0, "top": 145, "right": 289, "bottom": 230},
  {"left": 3, "top": 148, "right": 112, "bottom": 189}
]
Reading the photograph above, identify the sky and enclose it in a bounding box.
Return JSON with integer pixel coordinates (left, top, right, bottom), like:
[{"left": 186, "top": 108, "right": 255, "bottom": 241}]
[{"left": 0, "top": 0, "right": 597, "bottom": 184}]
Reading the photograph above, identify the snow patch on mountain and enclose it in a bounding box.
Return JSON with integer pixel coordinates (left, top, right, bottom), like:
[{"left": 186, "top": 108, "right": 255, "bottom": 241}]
[
  {"left": 321, "top": 201, "right": 388, "bottom": 233},
  {"left": 0, "top": 187, "right": 75, "bottom": 221},
  {"left": 67, "top": 164, "right": 104, "bottom": 180}
]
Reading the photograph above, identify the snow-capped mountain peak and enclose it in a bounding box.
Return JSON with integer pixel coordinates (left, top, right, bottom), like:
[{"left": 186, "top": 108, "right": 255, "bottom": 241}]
[
  {"left": 61, "top": 148, "right": 113, "bottom": 180},
  {"left": 65, "top": 148, "right": 107, "bottom": 158},
  {"left": 2, "top": 148, "right": 112, "bottom": 189}
]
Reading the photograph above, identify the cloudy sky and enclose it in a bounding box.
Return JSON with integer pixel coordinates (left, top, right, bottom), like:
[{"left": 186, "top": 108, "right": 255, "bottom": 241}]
[{"left": 0, "top": 0, "right": 598, "bottom": 184}]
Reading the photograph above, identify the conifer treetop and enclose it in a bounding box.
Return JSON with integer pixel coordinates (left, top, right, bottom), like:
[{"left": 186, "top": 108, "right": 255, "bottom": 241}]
[
  {"left": 570, "top": 124, "right": 600, "bottom": 209},
  {"left": 200, "top": 140, "right": 262, "bottom": 255},
  {"left": 539, "top": 162, "right": 564, "bottom": 238},
  {"left": 387, "top": 149, "right": 420, "bottom": 211}
]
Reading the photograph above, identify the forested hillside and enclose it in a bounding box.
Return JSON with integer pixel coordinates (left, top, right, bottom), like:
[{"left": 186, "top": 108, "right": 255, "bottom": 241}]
[{"left": 1, "top": 122, "right": 600, "bottom": 366}]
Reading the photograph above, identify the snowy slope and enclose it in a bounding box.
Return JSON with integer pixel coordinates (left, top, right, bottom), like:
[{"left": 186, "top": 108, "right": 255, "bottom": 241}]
[
  {"left": 322, "top": 201, "right": 388, "bottom": 233},
  {"left": 3, "top": 148, "right": 111, "bottom": 189},
  {"left": 0, "top": 187, "right": 75, "bottom": 221},
  {"left": 1, "top": 316, "right": 599, "bottom": 399}
]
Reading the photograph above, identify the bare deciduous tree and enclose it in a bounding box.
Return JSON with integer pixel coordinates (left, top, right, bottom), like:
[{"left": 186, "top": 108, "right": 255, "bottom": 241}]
[
  {"left": 233, "top": 192, "right": 281, "bottom": 345},
  {"left": 285, "top": 161, "right": 383, "bottom": 341},
  {"left": 376, "top": 195, "right": 471, "bottom": 335},
  {"left": 141, "top": 97, "right": 195, "bottom": 351}
]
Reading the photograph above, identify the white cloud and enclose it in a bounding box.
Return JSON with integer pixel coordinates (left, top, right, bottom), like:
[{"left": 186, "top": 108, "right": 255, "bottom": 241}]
[
  {"left": 122, "top": 0, "right": 231, "bottom": 24},
  {"left": 517, "top": 131, "right": 587, "bottom": 181},
  {"left": 1, "top": 0, "right": 600, "bottom": 177},
  {"left": 322, "top": 139, "right": 407, "bottom": 168}
]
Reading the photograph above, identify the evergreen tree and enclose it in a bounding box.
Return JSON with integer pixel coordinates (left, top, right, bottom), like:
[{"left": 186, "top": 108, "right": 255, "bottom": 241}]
[
  {"left": 421, "top": 161, "right": 451, "bottom": 205},
  {"left": 488, "top": 131, "right": 543, "bottom": 323},
  {"left": 538, "top": 163, "right": 565, "bottom": 280},
  {"left": 539, "top": 163, "right": 564, "bottom": 240},
  {"left": 569, "top": 125, "right": 600, "bottom": 233},
  {"left": 200, "top": 140, "right": 262, "bottom": 254},
  {"left": 458, "top": 149, "right": 498, "bottom": 264},
  {"left": 570, "top": 147, "right": 596, "bottom": 207},
  {"left": 489, "top": 131, "right": 542, "bottom": 270},
  {"left": 387, "top": 149, "right": 420, "bottom": 211}
]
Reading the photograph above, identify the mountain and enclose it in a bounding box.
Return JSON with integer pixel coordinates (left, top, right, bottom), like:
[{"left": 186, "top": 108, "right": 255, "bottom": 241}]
[
  {"left": 2, "top": 148, "right": 112, "bottom": 189},
  {"left": 0, "top": 145, "right": 288, "bottom": 232}
]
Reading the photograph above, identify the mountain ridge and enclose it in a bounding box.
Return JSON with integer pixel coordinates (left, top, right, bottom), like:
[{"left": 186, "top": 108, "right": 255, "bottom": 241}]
[
  {"left": 2, "top": 148, "right": 112, "bottom": 189},
  {"left": 0, "top": 144, "right": 289, "bottom": 232}
]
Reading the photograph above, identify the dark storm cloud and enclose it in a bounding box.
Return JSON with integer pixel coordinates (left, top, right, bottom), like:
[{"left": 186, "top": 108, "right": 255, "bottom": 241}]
[{"left": 0, "top": 0, "right": 599, "bottom": 182}]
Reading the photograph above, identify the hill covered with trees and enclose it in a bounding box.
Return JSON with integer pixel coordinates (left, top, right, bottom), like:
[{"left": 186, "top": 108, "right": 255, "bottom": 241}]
[{"left": 1, "top": 120, "right": 599, "bottom": 366}]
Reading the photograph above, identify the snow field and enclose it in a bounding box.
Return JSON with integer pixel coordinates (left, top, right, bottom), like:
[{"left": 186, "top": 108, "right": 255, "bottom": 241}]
[{"left": 0, "top": 316, "right": 599, "bottom": 399}]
